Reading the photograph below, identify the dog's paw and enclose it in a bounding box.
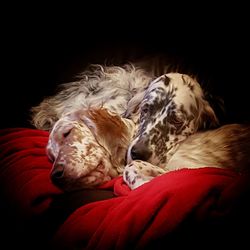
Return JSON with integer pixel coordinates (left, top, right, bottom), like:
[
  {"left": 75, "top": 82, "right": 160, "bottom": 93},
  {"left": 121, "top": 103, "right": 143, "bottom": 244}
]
[
  {"left": 123, "top": 162, "right": 151, "bottom": 190},
  {"left": 123, "top": 160, "right": 165, "bottom": 190}
]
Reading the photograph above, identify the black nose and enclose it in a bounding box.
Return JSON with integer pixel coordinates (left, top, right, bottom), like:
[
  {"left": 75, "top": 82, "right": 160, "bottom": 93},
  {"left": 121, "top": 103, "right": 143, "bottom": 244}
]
[
  {"left": 130, "top": 144, "right": 151, "bottom": 161},
  {"left": 51, "top": 163, "right": 65, "bottom": 183}
]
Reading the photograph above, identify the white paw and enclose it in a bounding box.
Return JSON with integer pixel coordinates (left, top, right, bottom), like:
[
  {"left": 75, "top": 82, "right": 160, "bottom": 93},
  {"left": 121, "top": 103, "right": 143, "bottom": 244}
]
[{"left": 123, "top": 161, "right": 153, "bottom": 190}]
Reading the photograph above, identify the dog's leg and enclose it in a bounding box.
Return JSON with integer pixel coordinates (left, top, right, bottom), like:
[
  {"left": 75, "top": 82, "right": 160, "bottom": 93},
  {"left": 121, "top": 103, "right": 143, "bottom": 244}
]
[{"left": 123, "top": 160, "right": 166, "bottom": 190}]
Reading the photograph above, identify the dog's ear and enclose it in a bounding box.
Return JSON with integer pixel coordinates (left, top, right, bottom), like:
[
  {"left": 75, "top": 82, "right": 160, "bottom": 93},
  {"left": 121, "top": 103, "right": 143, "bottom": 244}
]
[
  {"left": 124, "top": 91, "right": 146, "bottom": 121},
  {"left": 77, "top": 109, "right": 126, "bottom": 146},
  {"left": 31, "top": 101, "right": 58, "bottom": 131},
  {"left": 201, "top": 100, "right": 220, "bottom": 129},
  {"left": 122, "top": 118, "right": 136, "bottom": 139},
  {"left": 194, "top": 95, "right": 220, "bottom": 130},
  {"left": 109, "top": 119, "right": 135, "bottom": 172},
  {"left": 85, "top": 109, "right": 133, "bottom": 170}
]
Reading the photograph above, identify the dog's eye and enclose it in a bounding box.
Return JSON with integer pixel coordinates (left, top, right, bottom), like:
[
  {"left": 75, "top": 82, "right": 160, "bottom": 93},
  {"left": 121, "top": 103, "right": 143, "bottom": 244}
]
[
  {"left": 62, "top": 127, "right": 73, "bottom": 138},
  {"left": 63, "top": 131, "right": 71, "bottom": 138},
  {"left": 59, "top": 124, "right": 74, "bottom": 140},
  {"left": 172, "top": 116, "right": 183, "bottom": 125},
  {"left": 168, "top": 115, "right": 184, "bottom": 130}
]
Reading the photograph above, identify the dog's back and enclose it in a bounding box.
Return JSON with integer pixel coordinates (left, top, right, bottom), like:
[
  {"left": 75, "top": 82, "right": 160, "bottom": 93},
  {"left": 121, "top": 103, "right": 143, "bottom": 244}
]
[{"left": 166, "top": 124, "right": 250, "bottom": 172}]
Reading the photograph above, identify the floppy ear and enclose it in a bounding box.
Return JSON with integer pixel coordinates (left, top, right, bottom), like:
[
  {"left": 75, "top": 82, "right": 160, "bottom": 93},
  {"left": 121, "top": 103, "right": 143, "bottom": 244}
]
[
  {"left": 112, "top": 118, "right": 136, "bottom": 167},
  {"left": 200, "top": 100, "right": 220, "bottom": 129},
  {"left": 76, "top": 108, "right": 132, "bottom": 171},
  {"left": 31, "top": 100, "right": 59, "bottom": 131},
  {"left": 124, "top": 91, "right": 146, "bottom": 121}
]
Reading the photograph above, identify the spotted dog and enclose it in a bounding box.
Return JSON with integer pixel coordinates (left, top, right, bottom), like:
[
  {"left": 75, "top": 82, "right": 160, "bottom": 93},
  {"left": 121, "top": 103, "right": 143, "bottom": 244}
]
[
  {"left": 124, "top": 73, "right": 219, "bottom": 189},
  {"left": 47, "top": 108, "right": 135, "bottom": 191},
  {"left": 124, "top": 124, "right": 250, "bottom": 190}
]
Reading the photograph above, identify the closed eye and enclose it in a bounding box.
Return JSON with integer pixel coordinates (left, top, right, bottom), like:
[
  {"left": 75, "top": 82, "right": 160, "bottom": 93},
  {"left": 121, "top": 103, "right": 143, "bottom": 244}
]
[
  {"left": 168, "top": 115, "right": 184, "bottom": 130},
  {"left": 172, "top": 116, "right": 183, "bottom": 125},
  {"left": 63, "top": 130, "right": 71, "bottom": 138},
  {"left": 60, "top": 124, "right": 74, "bottom": 139}
]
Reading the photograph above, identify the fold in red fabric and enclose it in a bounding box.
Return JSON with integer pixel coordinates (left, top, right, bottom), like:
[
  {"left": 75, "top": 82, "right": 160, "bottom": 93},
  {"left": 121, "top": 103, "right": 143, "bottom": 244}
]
[
  {"left": 1, "top": 128, "right": 249, "bottom": 249},
  {"left": 54, "top": 168, "right": 241, "bottom": 249},
  {"left": 0, "top": 128, "right": 62, "bottom": 218}
]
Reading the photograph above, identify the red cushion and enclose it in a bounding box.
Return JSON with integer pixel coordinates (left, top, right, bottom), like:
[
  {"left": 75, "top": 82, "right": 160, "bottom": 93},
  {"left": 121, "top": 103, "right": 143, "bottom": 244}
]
[
  {"left": 0, "top": 128, "right": 62, "bottom": 217},
  {"left": 1, "top": 128, "right": 249, "bottom": 249}
]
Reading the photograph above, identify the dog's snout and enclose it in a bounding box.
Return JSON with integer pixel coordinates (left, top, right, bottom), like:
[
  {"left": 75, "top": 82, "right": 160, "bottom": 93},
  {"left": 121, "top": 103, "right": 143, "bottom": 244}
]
[
  {"left": 51, "top": 163, "right": 65, "bottom": 182},
  {"left": 130, "top": 143, "right": 151, "bottom": 161}
]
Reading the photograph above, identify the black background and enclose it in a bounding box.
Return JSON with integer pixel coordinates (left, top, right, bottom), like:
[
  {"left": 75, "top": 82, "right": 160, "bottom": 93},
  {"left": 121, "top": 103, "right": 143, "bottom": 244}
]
[
  {"left": 1, "top": 5, "right": 250, "bottom": 129},
  {"left": 1, "top": 4, "right": 250, "bottom": 249}
]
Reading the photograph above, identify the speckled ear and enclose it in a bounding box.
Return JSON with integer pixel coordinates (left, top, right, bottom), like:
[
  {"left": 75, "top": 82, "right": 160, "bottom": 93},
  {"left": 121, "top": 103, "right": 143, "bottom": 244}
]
[
  {"left": 202, "top": 99, "right": 219, "bottom": 129},
  {"left": 124, "top": 91, "right": 146, "bottom": 120},
  {"left": 194, "top": 95, "right": 219, "bottom": 130},
  {"left": 122, "top": 118, "right": 136, "bottom": 140},
  {"left": 30, "top": 100, "right": 59, "bottom": 131}
]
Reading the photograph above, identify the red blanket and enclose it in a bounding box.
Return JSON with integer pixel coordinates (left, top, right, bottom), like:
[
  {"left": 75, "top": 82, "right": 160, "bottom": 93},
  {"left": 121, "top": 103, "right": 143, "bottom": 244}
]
[
  {"left": 0, "top": 128, "right": 62, "bottom": 217},
  {"left": 0, "top": 128, "right": 249, "bottom": 249}
]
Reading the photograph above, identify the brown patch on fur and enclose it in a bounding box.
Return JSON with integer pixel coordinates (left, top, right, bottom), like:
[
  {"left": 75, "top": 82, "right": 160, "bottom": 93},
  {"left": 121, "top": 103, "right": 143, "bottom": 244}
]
[
  {"left": 83, "top": 109, "right": 130, "bottom": 147},
  {"left": 79, "top": 108, "right": 133, "bottom": 170}
]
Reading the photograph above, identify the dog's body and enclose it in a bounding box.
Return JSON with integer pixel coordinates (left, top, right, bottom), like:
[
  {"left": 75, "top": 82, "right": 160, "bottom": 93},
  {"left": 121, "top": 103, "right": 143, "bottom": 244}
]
[
  {"left": 166, "top": 123, "right": 250, "bottom": 172},
  {"left": 124, "top": 123, "right": 250, "bottom": 189}
]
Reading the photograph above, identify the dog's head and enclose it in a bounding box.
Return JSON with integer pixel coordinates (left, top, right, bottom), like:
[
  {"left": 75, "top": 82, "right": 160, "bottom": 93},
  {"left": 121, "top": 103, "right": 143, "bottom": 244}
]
[
  {"left": 47, "top": 108, "right": 135, "bottom": 191},
  {"left": 127, "top": 73, "right": 219, "bottom": 167}
]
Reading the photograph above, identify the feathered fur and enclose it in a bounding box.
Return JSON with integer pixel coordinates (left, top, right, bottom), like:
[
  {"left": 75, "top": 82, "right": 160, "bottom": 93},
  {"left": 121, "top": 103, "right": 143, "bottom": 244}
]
[{"left": 31, "top": 64, "right": 152, "bottom": 130}]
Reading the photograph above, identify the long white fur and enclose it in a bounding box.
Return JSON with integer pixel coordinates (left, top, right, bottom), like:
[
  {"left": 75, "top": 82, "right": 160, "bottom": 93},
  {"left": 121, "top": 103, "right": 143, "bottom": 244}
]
[{"left": 31, "top": 64, "right": 153, "bottom": 130}]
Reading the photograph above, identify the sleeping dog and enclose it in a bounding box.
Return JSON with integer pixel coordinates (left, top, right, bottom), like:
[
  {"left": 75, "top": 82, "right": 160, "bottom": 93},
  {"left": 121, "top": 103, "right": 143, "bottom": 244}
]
[
  {"left": 45, "top": 71, "right": 250, "bottom": 191},
  {"left": 124, "top": 123, "right": 250, "bottom": 189},
  {"left": 45, "top": 71, "right": 220, "bottom": 191},
  {"left": 47, "top": 108, "right": 135, "bottom": 191},
  {"left": 123, "top": 73, "right": 250, "bottom": 189}
]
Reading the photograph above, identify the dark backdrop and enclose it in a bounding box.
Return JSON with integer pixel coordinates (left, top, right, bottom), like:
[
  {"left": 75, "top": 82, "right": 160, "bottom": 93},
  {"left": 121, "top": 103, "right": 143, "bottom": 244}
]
[
  {"left": 1, "top": 6, "right": 250, "bottom": 249},
  {"left": 1, "top": 7, "right": 250, "bottom": 129}
]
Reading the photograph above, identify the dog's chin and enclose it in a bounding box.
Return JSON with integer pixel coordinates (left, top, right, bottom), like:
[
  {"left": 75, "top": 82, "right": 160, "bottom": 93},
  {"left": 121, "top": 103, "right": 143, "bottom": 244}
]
[{"left": 52, "top": 161, "right": 113, "bottom": 192}]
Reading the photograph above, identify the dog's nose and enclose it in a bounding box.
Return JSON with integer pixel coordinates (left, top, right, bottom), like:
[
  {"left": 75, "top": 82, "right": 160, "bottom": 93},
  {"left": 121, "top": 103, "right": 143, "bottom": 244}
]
[
  {"left": 51, "top": 163, "right": 65, "bottom": 182},
  {"left": 130, "top": 144, "right": 152, "bottom": 161}
]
